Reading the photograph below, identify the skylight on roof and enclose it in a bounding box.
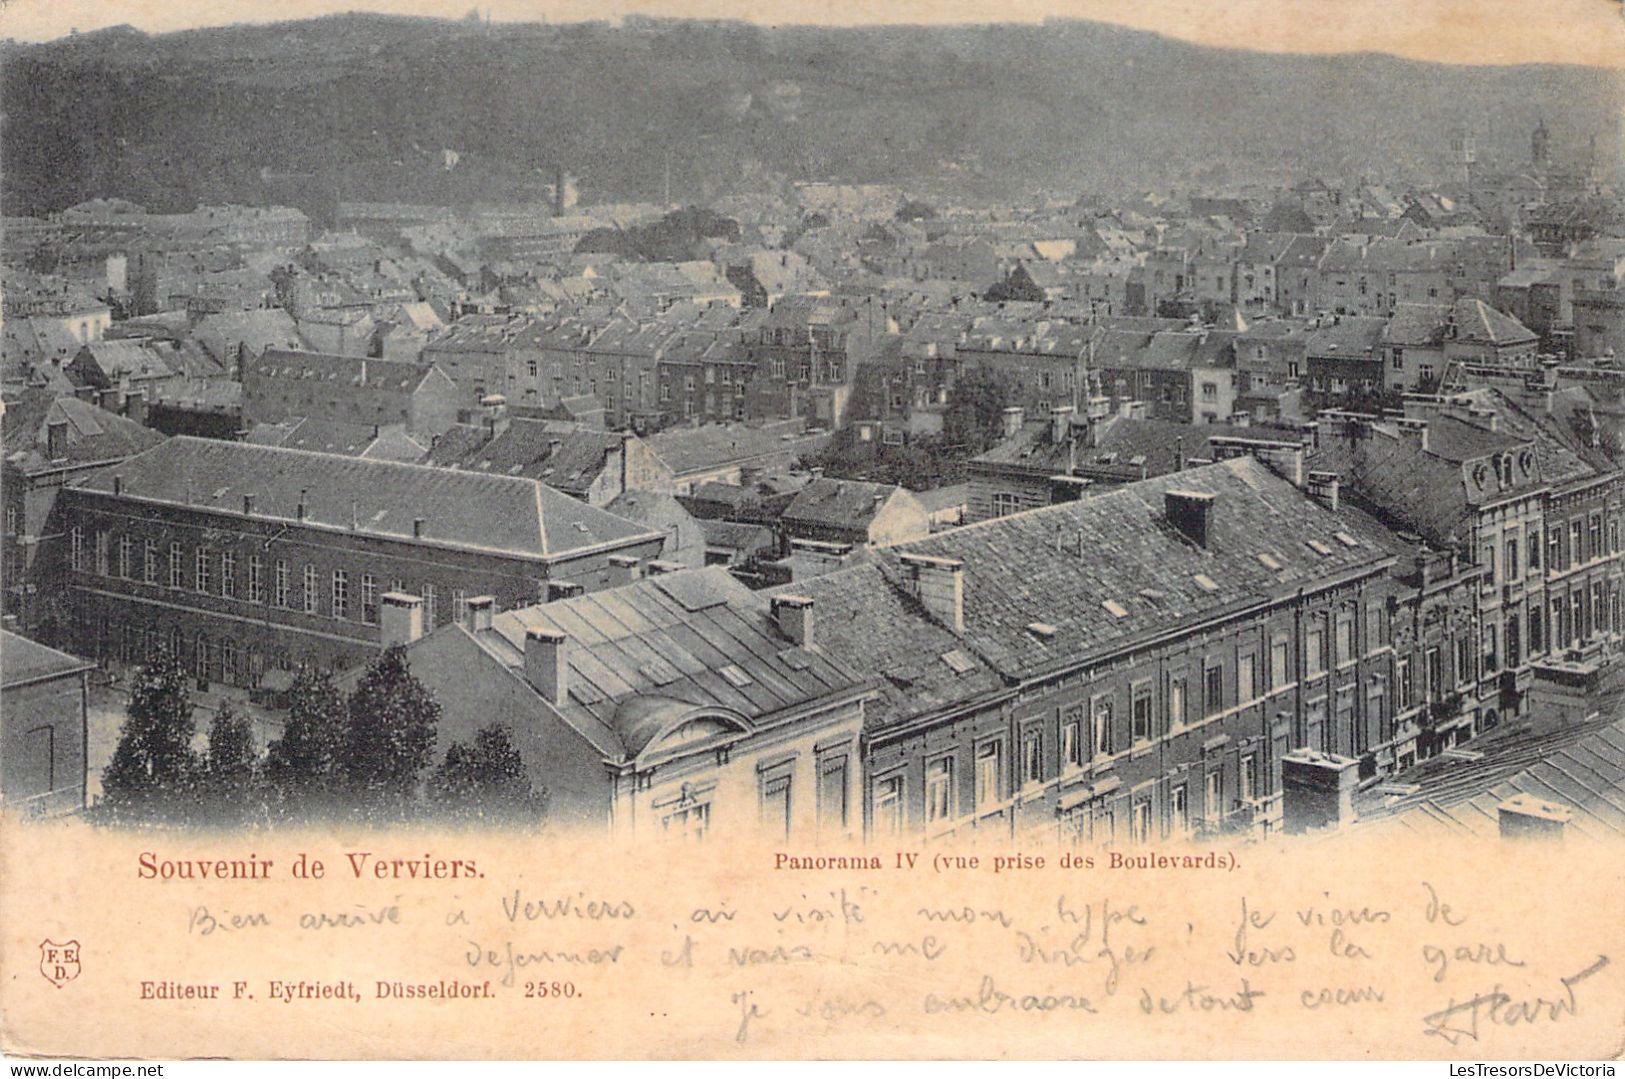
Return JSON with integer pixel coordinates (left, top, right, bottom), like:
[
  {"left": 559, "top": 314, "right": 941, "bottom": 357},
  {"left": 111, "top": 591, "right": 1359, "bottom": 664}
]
[
  {"left": 1027, "top": 621, "right": 1058, "bottom": 639},
  {"left": 1258, "top": 553, "right": 1283, "bottom": 571},
  {"left": 1307, "top": 539, "right": 1335, "bottom": 556},
  {"left": 941, "top": 650, "right": 976, "bottom": 674},
  {"left": 719, "top": 664, "right": 754, "bottom": 688},
  {"left": 1102, "top": 599, "right": 1129, "bottom": 618},
  {"left": 1193, "top": 574, "right": 1219, "bottom": 592},
  {"left": 1335, "top": 531, "right": 1361, "bottom": 548}
]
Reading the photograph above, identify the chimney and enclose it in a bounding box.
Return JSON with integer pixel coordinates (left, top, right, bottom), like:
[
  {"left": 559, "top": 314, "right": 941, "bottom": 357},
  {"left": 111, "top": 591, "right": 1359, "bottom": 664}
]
[
  {"left": 379, "top": 592, "right": 425, "bottom": 647},
  {"left": 1001, "top": 405, "right": 1025, "bottom": 440},
  {"left": 1174, "top": 435, "right": 1185, "bottom": 471},
  {"left": 524, "top": 627, "right": 569, "bottom": 705},
  {"left": 242, "top": 493, "right": 256, "bottom": 516},
  {"left": 1280, "top": 749, "right": 1360, "bottom": 834},
  {"left": 1165, "top": 489, "right": 1216, "bottom": 548},
  {"left": 46, "top": 420, "right": 68, "bottom": 461},
  {"left": 296, "top": 489, "right": 308, "bottom": 521},
  {"left": 460, "top": 595, "right": 493, "bottom": 632},
  {"left": 125, "top": 389, "right": 147, "bottom": 426},
  {"left": 1049, "top": 404, "right": 1075, "bottom": 445},
  {"left": 898, "top": 553, "right": 965, "bottom": 634},
  {"left": 111, "top": 474, "right": 123, "bottom": 496},
  {"left": 607, "top": 554, "right": 641, "bottom": 586},
  {"left": 771, "top": 594, "right": 815, "bottom": 648},
  {"left": 412, "top": 517, "right": 425, "bottom": 539},
  {"left": 1498, "top": 795, "right": 1571, "bottom": 843},
  {"left": 1305, "top": 470, "right": 1340, "bottom": 511},
  {"left": 547, "top": 580, "right": 585, "bottom": 602},
  {"left": 1394, "top": 417, "right": 1429, "bottom": 453},
  {"left": 645, "top": 559, "right": 682, "bottom": 576}
]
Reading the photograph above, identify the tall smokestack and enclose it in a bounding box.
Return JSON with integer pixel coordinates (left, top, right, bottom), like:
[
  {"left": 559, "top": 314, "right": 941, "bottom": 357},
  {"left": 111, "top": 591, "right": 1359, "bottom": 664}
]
[{"left": 553, "top": 166, "right": 565, "bottom": 217}]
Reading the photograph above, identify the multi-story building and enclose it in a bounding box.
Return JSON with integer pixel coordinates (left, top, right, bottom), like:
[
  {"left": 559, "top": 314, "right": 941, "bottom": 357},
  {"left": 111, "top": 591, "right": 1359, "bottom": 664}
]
[
  {"left": 0, "top": 630, "right": 93, "bottom": 818},
  {"left": 394, "top": 567, "right": 872, "bottom": 838},
  {"left": 244, "top": 348, "right": 460, "bottom": 441},
  {"left": 52, "top": 438, "right": 665, "bottom": 682},
  {"left": 2, "top": 393, "right": 166, "bottom": 641},
  {"left": 859, "top": 458, "right": 1399, "bottom": 841}
]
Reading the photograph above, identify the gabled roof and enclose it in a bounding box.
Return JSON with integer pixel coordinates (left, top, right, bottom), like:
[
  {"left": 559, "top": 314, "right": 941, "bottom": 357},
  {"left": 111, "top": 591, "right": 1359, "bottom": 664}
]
[
  {"left": 772, "top": 563, "right": 1005, "bottom": 732},
  {"left": 782, "top": 478, "right": 911, "bottom": 532},
  {"left": 438, "top": 418, "right": 624, "bottom": 495},
  {"left": 1452, "top": 297, "right": 1537, "bottom": 347},
  {"left": 251, "top": 348, "right": 440, "bottom": 393},
  {"left": 474, "top": 568, "right": 864, "bottom": 761},
  {"left": 0, "top": 630, "right": 93, "bottom": 688},
  {"left": 1382, "top": 303, "right": 1453, "bottom": 347},
  {"left": 2, "top": 392, "right": 166, "bottom": 476},
  {"left": 68, "top": 437, "right": 659, "bottom": 561},
  {"left": 648, "top": 421, "right": 829, "bottom": 476},
  {"left": 876, "top": 459, "right": 1394, "bottom": 681}
]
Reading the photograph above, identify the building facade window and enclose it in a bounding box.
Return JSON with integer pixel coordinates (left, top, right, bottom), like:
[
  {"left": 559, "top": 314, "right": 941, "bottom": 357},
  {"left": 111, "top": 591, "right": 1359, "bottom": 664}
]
[
  {"left": 118, "top": 534, "right": 134, "bottom": 579},
  {"left": 247, "top": 555, "right": 264, "bottom": 604},
  {"left": 974, "top": 741, "right": 1002, "bottom": 808},
  {"left": 95, "top": 531, "right": 110, "bottom": 576},
  {"left": 195, "top": 548, "right": 212, "bottom": 594},
  {"left": 275, "top": 560, "right": 290, "bottom": 608},
  {"left": 1204, "top": 664, "right": 1224, "bottom": 716},
  {"left": 169, "top": 542, "right": 184, "bottom": 589},
  {"left": 71, "top": 526, "right": 84, "bottom": 572},
  {"left": 303, "top": 564, "right": 318, "bottom": 615},
  {"left": 219, "top": 550, "right": 236, "bottom": 598},
  {"left": 143, "top": 540, "right": 158, "bottom": 584},
  {"left": 1168, "top": 677, "right": 1185, "bottom": 729},
  {"left": 817, "top": 754, "right": 849, "bottom": 835},
  {"left": 1062, "top": 710, "right": 1084, "bottom": 770},
  {"left": 332, "top": 570, "right": 349, "bottom": 620},
  {"left": 926, "top": 757, "right": 954, "bottom": 824},
  {"left": 1093, "top": 696, "right": 1115, "bottom": 757},
  {"left": 362, "top": 574, "right": 379, "bottom": 625},
  {"left": 1021, "top": 730, "right": 1043, "bottom": 788},
  {"left": 1131, "top": 683, "right": 1153, "bottom": 742},
  {"left": 874, "top": 775, "right": 904, "bottom": 836}
]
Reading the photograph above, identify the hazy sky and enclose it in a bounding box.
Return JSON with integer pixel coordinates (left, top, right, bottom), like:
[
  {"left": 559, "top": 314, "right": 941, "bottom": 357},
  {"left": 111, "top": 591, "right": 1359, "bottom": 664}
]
[{"left": 1, "top": 0, "right": 1621, "bottom": 67}]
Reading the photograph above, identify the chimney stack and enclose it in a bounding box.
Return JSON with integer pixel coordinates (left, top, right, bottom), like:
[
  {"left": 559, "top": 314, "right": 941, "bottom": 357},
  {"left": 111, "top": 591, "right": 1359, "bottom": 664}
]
[
  {"left": 524, "top": 627, "right": 569, "bottom": 704},
  {"left": 379, "top": 592, "right": 425, "bottom": 647},
  {"left": 297, "top": 489, "right": 308, "bottom": 521},
  {"left": 46, "top": 421, "right": 67, "bottom": 461},
  {"left": 1498, "top": 794, "right": 1571, "bottom": 843},
  {"left": 1049, "top": 404, "right": 1075, "bottom": 446},
  {"left": 607, "top": 554, "right": 641, "bottom": 586},
  {"left": 412, "top": 517, "right": 426, "bottom": 539},
  {"left": 1281, "top": 749, "right": 1360, "bottom": 834},
  {"left": 1165, "top": 490, "right": 1216, "bottom": 548},
  {"left": 243, "top": 493, "right": 256, "bottom": 516},
  {"left": 547, "top": 581, "right": 585, "bottom": 602},
  {"left": 1305, "top": 470, "right": 1340, "bottom": 511},
  {"left": 771, "top": 594, "right": 815, "bottom": 648},
  {"left": 898, "top": 553, "right": 965, "bottom": 634},
  {"left": 112, "top": 474, "right": 123, "bottom": 496},
  {"left": 1001, "top": 406, "right": 1025, "bottom": 440},
  {"left": 464, "top": 595, "right": 495, "bottom": 633}
]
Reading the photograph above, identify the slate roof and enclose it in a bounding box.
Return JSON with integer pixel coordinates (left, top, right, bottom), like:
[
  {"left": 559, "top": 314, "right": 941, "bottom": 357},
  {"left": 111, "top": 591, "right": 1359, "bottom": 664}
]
[
  {"left": 782, "top": 478, "right": 907, "bottom": 533},
  {"left": 1381, "top": 303, "right": 1453, "bottom": 347},
  {"left": 1304, "top": 316, "right": 1388, "bottom": 359},
  {"left": 877, "top": 458, "right": 1394, "bottom": 680},
  {"left": 648, "top": 421, "right": 829, "bottom": 477},
  {"left": 771, "top": 563, "right": 1005, "bottom": 732},
  {"left": 77, "top": 340, "right": 173, "bottom": 382},
  {"left": 68, "top": 437, "right": 659, "bottom": 561},
  {"left": 252, "top": 348, "right": 438, "bottom": 393},
  {"left": 475, "top": 568, "right": 865, "bottom": 761},
  {"left": 1452, "top": 297, "right": 1537, "bottom": 347},
  {"left": 435, "top": 418, "right": 622, "bottom": 495},
  {"left": 1356, "top": 716, "right": 1625, "bottom": 840},
  {"left": 0, "top": 630, "right": 94, "bottom": 688},
  {"left": 2, "top": 392, "right": 166, "bottom": 476},
  {"left": 193, "top": 308, "right": 304, "bottom": 365}
]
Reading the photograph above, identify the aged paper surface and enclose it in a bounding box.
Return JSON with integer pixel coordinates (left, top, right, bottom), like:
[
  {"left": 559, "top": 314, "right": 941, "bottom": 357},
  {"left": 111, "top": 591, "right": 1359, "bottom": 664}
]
[
  {"left": 3, "top": 0, "right": 1624, "bottom": 1062},
  {"left": 3, "top": 824, "right": 1625, "bottom": 1059}
]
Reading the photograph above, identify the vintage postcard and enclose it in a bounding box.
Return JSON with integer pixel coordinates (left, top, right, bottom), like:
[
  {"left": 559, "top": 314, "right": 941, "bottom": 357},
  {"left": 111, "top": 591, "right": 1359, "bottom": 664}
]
[{"left": 1, "top": 0, "right": 1623, "bottom": 1061}]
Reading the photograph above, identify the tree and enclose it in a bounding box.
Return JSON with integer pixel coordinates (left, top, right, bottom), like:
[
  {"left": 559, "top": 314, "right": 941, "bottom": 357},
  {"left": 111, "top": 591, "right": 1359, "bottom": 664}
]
[
  {"left": 98, "top": 647, "right": 199, "bottom": 822},
  {"left": 265, "top": 665, "right": 347, "bottom": 815},
  {"left": 340, "top": 645, "right": 440, "bottom": 816},
  {"left": 200, "top": 702, "right": 266, "bottom": 825},
  {"left": 983, "top": 268, "right": 1045, "bottom": 304},
  {"left": 431, "top": 723, "right": 547, "bottom": 826},
  {"left": 942, "top": 366, "right": 1018, "bottom": 455}
]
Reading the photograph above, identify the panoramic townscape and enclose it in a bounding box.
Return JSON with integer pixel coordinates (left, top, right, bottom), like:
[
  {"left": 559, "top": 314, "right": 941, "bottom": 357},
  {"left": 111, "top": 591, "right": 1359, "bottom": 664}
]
[{"left": 3, "top": 12, "right": 1624, "bottom": 844}]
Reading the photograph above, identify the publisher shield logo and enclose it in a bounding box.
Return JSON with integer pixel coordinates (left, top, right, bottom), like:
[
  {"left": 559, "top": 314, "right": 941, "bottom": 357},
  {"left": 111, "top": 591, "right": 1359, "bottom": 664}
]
[{"left": 39, "top": 939, "right": 80, "bottom": 988}]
